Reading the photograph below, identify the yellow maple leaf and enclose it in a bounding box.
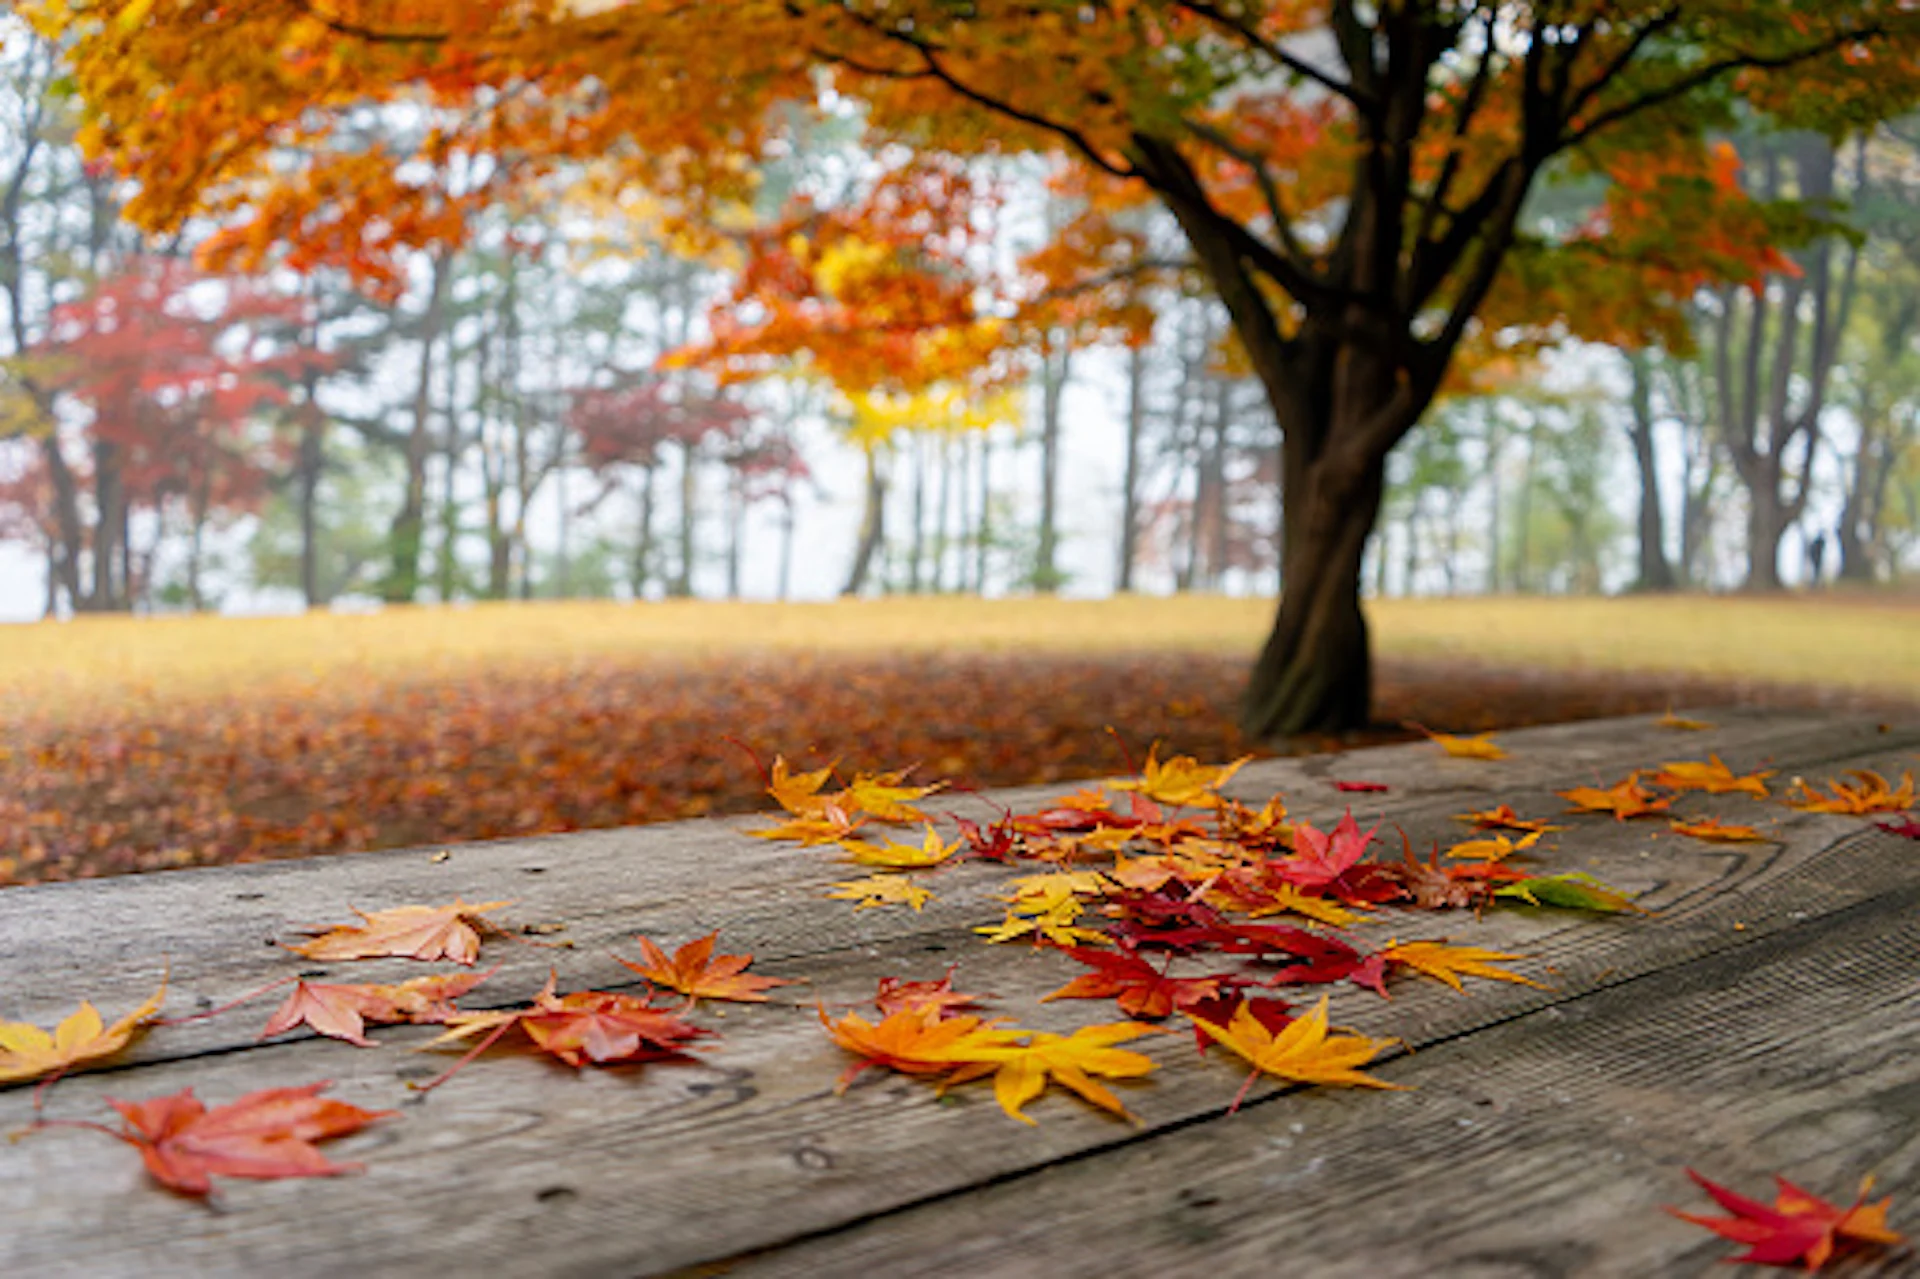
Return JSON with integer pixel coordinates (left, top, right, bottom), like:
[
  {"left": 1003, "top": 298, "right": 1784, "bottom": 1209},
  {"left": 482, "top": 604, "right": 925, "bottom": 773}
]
[
  {"left": 1784, "top": 770, "right": 1916, "bottom": 815},
  {"left": 1381, "top": 940, "right": 1546, "bottom": 993},
  {"left": 1444, "top": 830, "right": 1544, "bottom": 862},
  {"left": 1001, "top": 870, "right": 1107, "bottom": 912},
  {"left": 1656, "top": 709, "right": 1714, "bottom": 731},
  {"left": 1191, "top": 993, "right": 1404, "bottom": 1097},
  {"left": 828, "top": 874, "right": 934, "bottom": 912},
  {"left": 946, "top": 1022, "right": 1158, "bottom": 1125},
  {"left": 975, "top": 900, "right": 1109, "bottom": 947},
  {"left": 750, "top": 806, "right": 867, "bottom": 846},
  {"left": 1414, "top": 725, "right": 1507, "bottom": 760},
  {"left": 1652, "top": 754, "right": 1774, "bottom": 798},
  {"left": 840, "top": 825, "right": 960, "bottom": 869},
  {"left": 1240, "top": 883, "right": 1366, "bottom": 928},
  {"left": 1667, "top": 816, "right": 1771, "bottom": 844},
  {"left": 1110, "top": 746, "right": 1252, "bottom": 808},
  {"left": 0, "top": 976, "right": 168, "bottom": 1086},
  {"left": 838, "top": 769, "right": 943, "bottom": 823},
  {"left": 768, "top": 755, "right": 836, "bottom": 815}
]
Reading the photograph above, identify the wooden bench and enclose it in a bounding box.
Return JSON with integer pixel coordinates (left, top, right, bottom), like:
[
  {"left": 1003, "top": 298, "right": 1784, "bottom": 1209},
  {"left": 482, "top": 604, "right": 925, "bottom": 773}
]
[{"left": 3, "top": 709, "right": 1916, "bottom": 1276}]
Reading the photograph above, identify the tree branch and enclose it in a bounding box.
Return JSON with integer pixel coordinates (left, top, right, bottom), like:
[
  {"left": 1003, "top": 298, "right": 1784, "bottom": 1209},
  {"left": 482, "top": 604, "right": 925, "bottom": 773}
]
[
  {"left": 1183, "top": 117, "right": 1320, "bottom": 279},
  {"left": 1169, "top": 1, "right": 1369, "bottom": 110}
]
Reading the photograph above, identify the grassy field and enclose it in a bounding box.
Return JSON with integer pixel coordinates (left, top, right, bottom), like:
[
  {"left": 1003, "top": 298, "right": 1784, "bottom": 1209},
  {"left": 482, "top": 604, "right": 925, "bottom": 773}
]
[
  {"left": 3, "top": 592, "right": 1913, "bottom": 887},
  {"left": 1, "top": 592, "right": 1914, "bottom": 712}
]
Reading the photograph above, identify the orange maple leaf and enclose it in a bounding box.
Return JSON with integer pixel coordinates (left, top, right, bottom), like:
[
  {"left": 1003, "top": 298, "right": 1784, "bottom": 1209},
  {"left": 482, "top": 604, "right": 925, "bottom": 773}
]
[
  {"left": 1668, "top": 817, "right": 1771, "bottom": 844},
  {"left": 873, "top": 971, "right": 987, "bottom": 1020},
  {"left": 819, "top": 1005, "right": 1022, "bottom": 1091},
  {"left": 89, "top": 1083, "right": 393, "bottom": 1196},
  {"left": 1443, "top": 830, "right": 1544, "bottom": 863},
  {"left": 1559, "top": 773, "right": 1673, "bottom": 819},
  {"left": 285, "top": 897, "right": 513, "bottom": 965},
  {"left": 260, "top": 971, "right": 495, "bottom": 1046},
  {"left": 1411, "top": 724, "right": 1507, "bottom": 760},
  {"left": 1655, "top": 709, "right": 1715, "bottom": 731},
  {"left": 1652, "top": 754, "right": 1774, "bottom": 798},
  {"left": 1453, "top": 804, "right": 1562, "bottom": 834},
  {"left": 836, "top": 768, "right": 943, "bottom": 823},
  {"left": 420, "top": 973, "right": 711, "bottom": 1088},
  {"left": 1380, "top": 940, "right": 1546, "bottom": 993},
  {"left": 1784, "top": 770, "right": 1916, "bottom": 815},
  {"left": 617, "top": 932, "right": 791, "bottom": 1003},
  {"left": 0, "top": 976, "right": 168, "bottom": 1087},
  {"left": 1190, "top": 993, "right": 1404, "bottom": 1105}
]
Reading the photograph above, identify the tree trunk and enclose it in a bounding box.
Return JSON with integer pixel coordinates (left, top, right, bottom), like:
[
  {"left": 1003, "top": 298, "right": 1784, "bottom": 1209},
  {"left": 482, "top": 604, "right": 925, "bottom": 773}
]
[
  {"left": 296, "top": 410, "right": 325, "bottom": 608},
  {"left": 777, "top": 494, "right": 795, "bottom": 601},
  {"left": 1241, "top": 451, "right": 1386, "bottom": 738},
  {"left": 671, "top": 439, "right": 697, "bottom": 597},
  {"left": 385, "top": 250, "right": 450, "bottom": 604},
  {"left": 1117, "top": 342, "right": 1147, "bottom": 592},
  {"left": 1034, "top": 345, "right": 1071, "bottom": 592},
  {"left": 974, "top": 429, "right": 992, "bottom": 593},
  {"left": 842, "top": 445, "right": 887, "bottom": 596},
  {"left": 908, "top": 432, "right": 926, "bottom": 593},
  {"left": 725, "top": 466, "right": 743, "bottom": 600},
  {"left": 1625, "top": 352, "right": 1677, "bottom": 591},
  {"left": 632, "top": 462, "right": 657, "bottom": 598}
]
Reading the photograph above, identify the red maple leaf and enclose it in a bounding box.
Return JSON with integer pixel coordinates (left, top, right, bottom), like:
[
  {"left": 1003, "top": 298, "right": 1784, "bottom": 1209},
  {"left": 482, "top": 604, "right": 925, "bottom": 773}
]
[
  {"left": 1334, "top": 780, "right": 1390, "bottom": 793},
  {"left": 1271, "top": 812, "right": 1376, "bottom": 890},
  {"left": 1668, "top": 1168, "right": 1904, "bottom": 1269},
  {"left": 874, "top": 970, "right": 987, "bottom": 1019},
  {"left": 1042, "top": 947, "right": 1253, "bottom": 1019},
  {"left": 1185, "top": 994, "right": 1295, "bottom": 1053}
]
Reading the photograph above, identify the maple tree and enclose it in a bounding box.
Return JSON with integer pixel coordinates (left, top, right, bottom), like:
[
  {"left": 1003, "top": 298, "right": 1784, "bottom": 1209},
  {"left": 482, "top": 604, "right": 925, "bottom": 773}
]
[{"left": 36, "top": 3, "right": 1920, "bottom": 732}]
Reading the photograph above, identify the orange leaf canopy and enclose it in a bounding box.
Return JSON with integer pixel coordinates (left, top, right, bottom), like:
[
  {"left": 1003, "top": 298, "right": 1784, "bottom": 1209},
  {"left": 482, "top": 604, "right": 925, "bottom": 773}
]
[
  {"left": 286, "top": 897, "right": 513, "bottom": 965},
  {"left": 0, "top": 977, "right": 168, "bottom": 1086},
  {"left": 102, "top": 1083, "right": 392, "bottom": 1196}
]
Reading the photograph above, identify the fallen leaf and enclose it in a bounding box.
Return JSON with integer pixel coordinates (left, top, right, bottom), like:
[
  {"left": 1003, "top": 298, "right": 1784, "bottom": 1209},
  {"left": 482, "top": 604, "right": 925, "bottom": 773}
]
[
  {"left": 947, "top": 1022, "right": 1158, "bottom": 1125},
  {"left": 1270, "top": 812, "right": 1376, "bottom": 890},
  {"left": 1443, "top": 830, "right": 1544, "bottom": 863},
  {"left": 1652, "top": 754, "right": 1774, "bottom": 798},
  {"left": 1333, "top": 780, "right": 1389, "bottom": 793},
  {"left": 828, "top": 874, "right": 933, "bottom": 912},
  {"left": 423, "top": 974, "right": 710, "bottom": 1084},
  {"left": 975, "top": 899, "right": 1110, "bottom": 947},
  {"left": 1656, "top": 709, "right": 1715, "bottom": 731},
  {"left": 1669, "top": 817, "right": 1771, "bottom": 844},
  {"left": 837, "top": 768, "right": 943, "bottom": 823},
  {"left": 819, "top": 1005, "right": 1021, "bottom": 1091},
  {"left": 260, "top": 971, "right": 494, "bottom": 1046},
  {"left": 1110, "top": 746, "right": 1251, "bottom": 808},
  {"left": 1413, "top": 726, "right": 1507, "bottom": 760},
  {"left": 1559, "top": 773, "right": 1673, "bottom": 820},
  {"left": 286, "top": 898, "right": 513, "bottom": 965},
  {"left": 1381, "top": 940, "right": 1546, "bottom": 993},
  {"left": 1668, "top": 1168, "right": 1904, "bottom": 1270},
  {"left": 617, "top": 932, "right": 791, "bottom": 1003},
  {"left": 1186, "top": 994, "right": 1295, "bottom": 1052},
  {"left": 1495, "top": 872, "right": 1642, "bottom": 913},
  {"left": 1878, "top": 815, "right": 1920, "bottom": 840},
  {"left": 1453, "top": 804, "right": 1562, "bottom": 834},
  {"left": 1041, "top": 947, "right": 1251, "bottom": 1020},
  {"left": 768, "top": 755, "right": 836, "bottom": 815},
  {"left": 1784, "top": 770, "right": 1916, "bottom": 815},
  {"left": 83, "top": 1083, "right": 393, "bottom": 1196},
  {"left": 874, "top": 971, "right": 986, "bottom": 1020},
  {"left": 839, "top": 825, "right": 961, "bottom": 869},
  {"left": 1190, "top": 993, "right": 1404, "bottom": 1103},
  {"left": 0, "top": 977, "right": 168, "bottom": 1087}
]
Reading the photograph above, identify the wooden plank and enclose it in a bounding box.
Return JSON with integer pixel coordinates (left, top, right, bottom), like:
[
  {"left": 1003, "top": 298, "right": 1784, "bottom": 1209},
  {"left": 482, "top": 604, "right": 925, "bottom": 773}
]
[
  {"left": 3, "top": 726, "right": 1914, "bottom": 1276},
  {"left": 0, "top": 708, "right": 1909, "bottom": 1067},
  {"left": 723, "top": 839, "right": 1920, "bottom": 1278}
]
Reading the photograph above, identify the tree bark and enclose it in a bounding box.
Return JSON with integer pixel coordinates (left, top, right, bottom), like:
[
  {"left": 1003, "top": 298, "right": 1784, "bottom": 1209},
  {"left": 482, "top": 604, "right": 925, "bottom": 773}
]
[
  {"left": 1033, "top": 345, "right": 1071, "bottom": 592},
  {"left": 842, "top": 444, "right": 887, "bottom": 596},
  {"left": 1117, "top": 342, "right": 1147, "bottom": 592},
  {"left": 1625, "top": 352, "right": 1676, "bottom": 591},
  {"left": 384, "top": 250, "right": 450, "bottom": 604}
]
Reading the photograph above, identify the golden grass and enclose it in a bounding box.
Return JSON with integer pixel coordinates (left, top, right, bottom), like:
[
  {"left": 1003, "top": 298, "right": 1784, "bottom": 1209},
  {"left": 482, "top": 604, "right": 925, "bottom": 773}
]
[{"left": 0, "top": 592, "right": 1912, "bottom": 716}]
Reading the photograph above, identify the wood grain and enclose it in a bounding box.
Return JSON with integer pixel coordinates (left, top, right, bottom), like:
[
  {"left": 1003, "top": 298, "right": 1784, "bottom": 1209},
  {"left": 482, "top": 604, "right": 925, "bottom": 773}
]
[{"left": 1, "top": 712, "right": 1914, "bottom": 1277}]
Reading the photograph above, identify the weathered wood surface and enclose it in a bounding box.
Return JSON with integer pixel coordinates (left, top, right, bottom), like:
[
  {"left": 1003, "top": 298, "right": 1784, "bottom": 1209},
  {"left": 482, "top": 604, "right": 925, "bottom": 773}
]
[{"left": 2, "top": 708, "right": 1916, "bottom": 1278}]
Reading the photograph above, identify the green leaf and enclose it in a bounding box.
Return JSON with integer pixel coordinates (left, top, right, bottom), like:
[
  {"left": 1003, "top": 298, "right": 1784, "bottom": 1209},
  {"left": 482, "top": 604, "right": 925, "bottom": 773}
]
[{"left": 1495, "top": 873, "right": 1641, "bottom": 914}]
